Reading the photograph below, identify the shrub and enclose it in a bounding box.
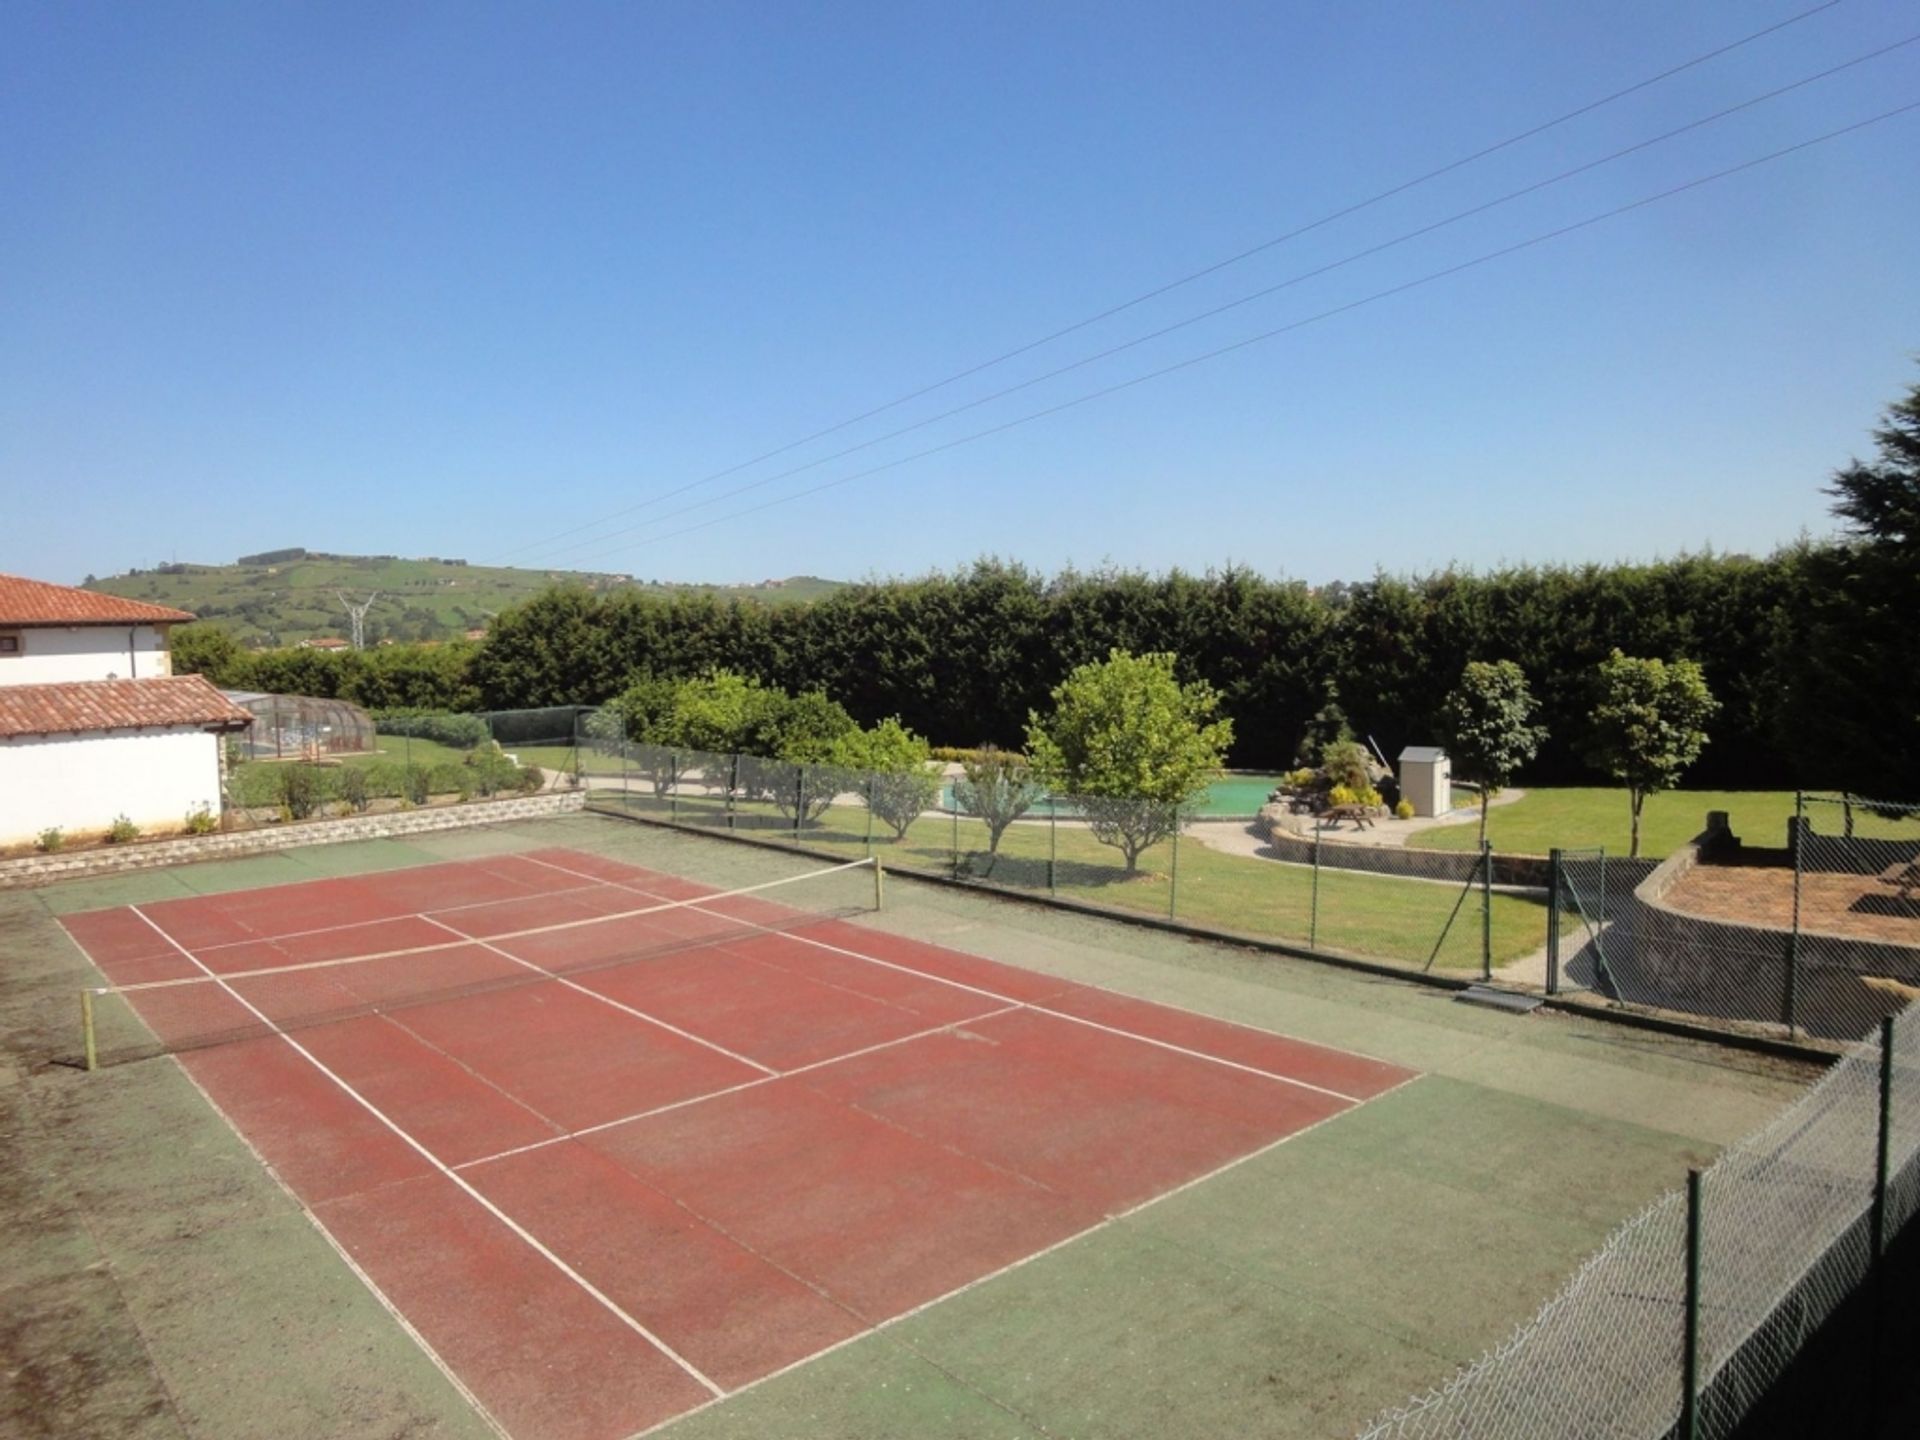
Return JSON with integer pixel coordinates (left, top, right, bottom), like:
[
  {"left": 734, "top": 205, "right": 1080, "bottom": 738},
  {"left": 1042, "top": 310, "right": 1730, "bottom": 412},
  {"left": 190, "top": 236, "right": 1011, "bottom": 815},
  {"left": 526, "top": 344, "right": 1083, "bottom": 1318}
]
[
  {"left": 400, "top": 764, "right": 431, "bottom": 805},
  {"left": 1283, "top": 767, "right": 1318, "bottom": 790},
  {"left": 373, "top": 710, "right": 490, "bottom": 749},
  {"left": 1319, "top": 740, "right": 1373, "bottom": 793},
  {"left": 428, "top": 762, "right": 471, "bottom": 800},
  {"left": 184, "top": 804, "right": 220, "bottom": 835},
  {"left": 1394, "top": 798, "right": 1415, "bottom": 820},
  {"left": 339, "top": 767, "right": 372, "bottom": 813},
  {"left": 517, "top": 765, "right": 546, "bottom": 794},
  {"left": 464, "top": 744, "right": 519, "bottom": 797},
  {"left": 279, "top": 764, "right": 328, "bottom": 820},
  {"left": 36, "top": 827, "right": 64, "bottom": 853},
  {"left": 1327, "top": 784, "right": 1357, "bottom": 808},
  {"left": 107, "top": 815, "right": 140, "bottom": 844}
]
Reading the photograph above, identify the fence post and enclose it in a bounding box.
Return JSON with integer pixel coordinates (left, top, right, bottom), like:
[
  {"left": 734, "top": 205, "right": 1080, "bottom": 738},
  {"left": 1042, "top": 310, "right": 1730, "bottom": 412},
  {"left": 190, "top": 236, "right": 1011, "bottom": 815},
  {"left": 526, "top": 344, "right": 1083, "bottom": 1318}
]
[
  {"left": 1168, "top": 818, "right": 1179, "bottom": 921},
  {"left": 951, "top": 802, "right": 959, "bottom": 879},
  {"left": 864, "top": 774, "right": 875, "bottom": 858},
  {"left": 794, "top": 765, "right": 804, "bottom": 844},
  {"left": 81, "top": 990, "right": 97, "bottom": 1072},
  {"left": 873, "top": 856, "right": 884, "bottom": 911},
  {"left": 1048, "top": 806, "right": 1057, "bottom": 898},
  {"left": 1870, "top": 1013, "right": 1894, "bottom": 1420},
  {"left": 1785, "top": 791, "right": 1804, "bottom": 1035},
  {"left": 727, "top": 755, "right": 738, "bottom": 831},
  {"left": 1682, "top": 1167, "right": 1703, "bottom": 1440},
  {"left": 1546, "top": 849, "right": 1563, "bottom": 994},
  {"left": 1309, "top": 828, "right": 1320, "bottom": 950},
  {"left": 1480, "top": 839, "right": 1493, "bottom": 982},
  {"left": 669, "top": 751, "right": 679, "bottom": 823},
  {"left": 617, "top": 713, "right": 629, "bottom": 809}
]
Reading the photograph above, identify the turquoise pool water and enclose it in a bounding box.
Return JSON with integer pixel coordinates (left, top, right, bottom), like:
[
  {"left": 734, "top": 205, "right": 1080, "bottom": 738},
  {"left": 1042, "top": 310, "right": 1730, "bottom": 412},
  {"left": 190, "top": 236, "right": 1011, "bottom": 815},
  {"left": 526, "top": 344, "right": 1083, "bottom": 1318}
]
[{"left": 940, "top": 773, "right": 1288, "bottom": 819}]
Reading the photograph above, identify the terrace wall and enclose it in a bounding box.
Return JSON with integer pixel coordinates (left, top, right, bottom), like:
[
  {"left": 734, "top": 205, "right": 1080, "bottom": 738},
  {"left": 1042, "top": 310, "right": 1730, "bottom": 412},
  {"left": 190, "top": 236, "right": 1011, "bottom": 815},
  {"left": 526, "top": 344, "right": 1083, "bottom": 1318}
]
[{"left": 0, "top": 790, "right": 586, "bottom": 889}]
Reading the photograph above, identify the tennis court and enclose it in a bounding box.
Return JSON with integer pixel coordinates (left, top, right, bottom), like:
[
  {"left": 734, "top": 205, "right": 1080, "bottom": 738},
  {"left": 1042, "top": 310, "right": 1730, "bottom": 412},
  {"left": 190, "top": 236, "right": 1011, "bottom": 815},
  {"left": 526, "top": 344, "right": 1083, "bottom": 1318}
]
[{"left": 59, "top": 844, "right": 1415, "bottom": 1440}]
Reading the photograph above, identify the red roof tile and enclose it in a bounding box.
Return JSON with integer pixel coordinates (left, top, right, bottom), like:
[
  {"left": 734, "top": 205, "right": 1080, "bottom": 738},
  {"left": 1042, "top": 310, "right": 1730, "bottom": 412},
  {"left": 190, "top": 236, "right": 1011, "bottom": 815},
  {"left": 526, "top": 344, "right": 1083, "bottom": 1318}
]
[
  {"left": 0, "top": 676, "right": 252, "bottom": 739},
  {"left": 0, "top": 573, "right": 196, "bottom": 626}
]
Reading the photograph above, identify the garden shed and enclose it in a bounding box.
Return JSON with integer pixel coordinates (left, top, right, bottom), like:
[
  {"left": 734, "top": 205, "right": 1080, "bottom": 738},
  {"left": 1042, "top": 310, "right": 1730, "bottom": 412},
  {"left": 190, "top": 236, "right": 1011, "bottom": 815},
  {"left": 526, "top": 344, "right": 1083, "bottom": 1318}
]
[{"left": 1398, "top": 745, "right": 1451, "bottom": 818}]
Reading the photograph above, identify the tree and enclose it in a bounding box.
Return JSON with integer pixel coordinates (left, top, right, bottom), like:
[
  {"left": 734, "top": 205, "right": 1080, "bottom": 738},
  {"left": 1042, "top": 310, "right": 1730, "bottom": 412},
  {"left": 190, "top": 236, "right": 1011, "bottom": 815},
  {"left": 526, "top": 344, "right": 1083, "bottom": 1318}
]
[
  {"left": 169, "top": 624, "right": 247, "bottom": 685},
  {"left": 1778, "top": 373, "right": 1920, "bottom": 798},
  {"left": 835, "top": 718, "right": 940, "bottom": 839},
  {"left": 1580, "top": 650, "right": 1718, "bottom": 857},
  {"left": 952, "top": 746, "right": 1043, "bottom": 874},
  {"left": 1440, "top": 660, "right": 1547, "bottom": 846},
  {"left": 1825, "top": 373, "right": 1920, "bottom": 553},
  {"left": 1025, "top": 649, "right": 1233, "bottom": 871}
]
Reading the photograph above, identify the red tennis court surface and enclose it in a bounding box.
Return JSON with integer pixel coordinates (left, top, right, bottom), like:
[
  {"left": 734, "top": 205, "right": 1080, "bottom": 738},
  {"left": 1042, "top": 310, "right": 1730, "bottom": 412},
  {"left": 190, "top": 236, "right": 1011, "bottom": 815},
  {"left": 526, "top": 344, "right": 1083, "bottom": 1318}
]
[{"left": 63, "top": 847, "right": 1417, "bottom": 1440}]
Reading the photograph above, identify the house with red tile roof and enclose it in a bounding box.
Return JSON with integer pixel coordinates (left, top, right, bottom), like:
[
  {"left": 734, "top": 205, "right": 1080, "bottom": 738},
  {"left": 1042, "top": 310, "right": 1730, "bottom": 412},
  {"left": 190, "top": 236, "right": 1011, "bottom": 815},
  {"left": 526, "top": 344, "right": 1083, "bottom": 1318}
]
[{"left": 0, "top": 574, "right": 252, "bottom": 847}]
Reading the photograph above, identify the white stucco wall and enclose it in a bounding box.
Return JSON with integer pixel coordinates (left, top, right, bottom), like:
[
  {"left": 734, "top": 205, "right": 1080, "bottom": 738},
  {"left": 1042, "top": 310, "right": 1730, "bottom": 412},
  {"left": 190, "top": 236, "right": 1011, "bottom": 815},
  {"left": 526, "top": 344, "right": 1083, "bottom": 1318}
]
[
  {"left": 0, "top": 625, "right": 174, "bottom": 684},
  {"left": 0, "top": 727, "right": 219, "bottom": 845}
]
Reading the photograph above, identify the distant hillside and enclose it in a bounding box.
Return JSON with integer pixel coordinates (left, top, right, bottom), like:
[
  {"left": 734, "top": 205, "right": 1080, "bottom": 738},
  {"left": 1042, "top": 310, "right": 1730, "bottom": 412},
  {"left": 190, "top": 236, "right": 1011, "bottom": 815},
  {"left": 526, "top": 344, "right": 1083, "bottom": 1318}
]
[{"left": 83, "top": 552, "right": 846, "bottom": 646}]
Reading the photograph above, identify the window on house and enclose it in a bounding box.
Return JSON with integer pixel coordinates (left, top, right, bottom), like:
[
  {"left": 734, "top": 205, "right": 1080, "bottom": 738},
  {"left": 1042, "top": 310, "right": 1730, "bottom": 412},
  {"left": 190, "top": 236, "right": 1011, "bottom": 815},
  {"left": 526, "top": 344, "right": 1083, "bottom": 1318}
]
[{"left": 0, "top": 631, "right": 21, "bottom": 657}]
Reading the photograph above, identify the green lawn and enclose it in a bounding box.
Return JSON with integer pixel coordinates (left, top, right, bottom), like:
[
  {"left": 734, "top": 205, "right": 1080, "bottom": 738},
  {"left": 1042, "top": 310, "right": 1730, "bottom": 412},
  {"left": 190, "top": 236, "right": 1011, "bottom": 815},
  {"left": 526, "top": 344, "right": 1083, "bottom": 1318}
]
[
  {"left": 602, "top": 790, "right": 1546, "bottom": 972},
  {"left": 1408, "top": 787, "right": 1920, "bottom": 860}
]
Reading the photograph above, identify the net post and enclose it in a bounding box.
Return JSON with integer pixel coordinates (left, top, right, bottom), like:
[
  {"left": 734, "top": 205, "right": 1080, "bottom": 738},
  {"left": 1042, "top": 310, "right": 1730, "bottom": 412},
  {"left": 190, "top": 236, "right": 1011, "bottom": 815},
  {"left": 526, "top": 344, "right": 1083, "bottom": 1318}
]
[
  {"left": 1546, "top": 848, "right": 1563, "bottom": 994},
  {"left": 1682, "top": 1167, "right": 1703, "bottom": 1440},
  {"left": 873, "top": 855, "right": 884, "bottom": 911},
  {"left": 81, "top": 989, "right": 97, "bottom": 1072},
  {"left": 1480, "top": 839, "right": 1492, "bottom": 982}
]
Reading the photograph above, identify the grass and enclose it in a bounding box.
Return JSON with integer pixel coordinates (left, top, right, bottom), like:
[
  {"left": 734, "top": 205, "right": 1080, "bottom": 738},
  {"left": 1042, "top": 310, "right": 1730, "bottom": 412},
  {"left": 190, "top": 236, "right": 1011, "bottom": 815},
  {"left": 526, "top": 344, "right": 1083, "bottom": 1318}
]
[
  {"left": 230, "top": 736, "right": 580, "bottom": 808},
  {"left": 1408, "top": 788, "right": 1920, "bottom": 860},
  {"left": 596, "top": 784, "right": 1546, "bottom": 972}
]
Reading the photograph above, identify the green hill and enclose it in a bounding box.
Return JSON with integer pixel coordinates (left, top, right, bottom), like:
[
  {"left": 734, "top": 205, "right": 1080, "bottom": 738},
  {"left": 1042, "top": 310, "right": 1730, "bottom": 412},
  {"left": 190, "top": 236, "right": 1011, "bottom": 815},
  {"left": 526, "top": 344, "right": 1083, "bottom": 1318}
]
[{"left": 84, "top": 551, "right": 845, "bottom": 646}]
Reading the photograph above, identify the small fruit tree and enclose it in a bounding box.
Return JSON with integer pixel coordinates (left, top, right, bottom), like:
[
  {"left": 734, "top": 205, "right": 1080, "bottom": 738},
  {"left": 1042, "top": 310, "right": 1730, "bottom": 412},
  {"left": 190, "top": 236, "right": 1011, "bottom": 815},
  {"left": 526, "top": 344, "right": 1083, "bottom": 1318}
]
[{"left": 1025, "top": 649, "right": 1233, "bottom": 872}]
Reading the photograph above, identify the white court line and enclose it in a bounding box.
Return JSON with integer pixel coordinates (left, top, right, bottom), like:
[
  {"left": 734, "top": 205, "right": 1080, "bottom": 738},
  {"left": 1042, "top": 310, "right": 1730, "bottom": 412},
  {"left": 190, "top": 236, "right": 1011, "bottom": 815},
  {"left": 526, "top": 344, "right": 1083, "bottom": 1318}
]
[
  {"left": 416, "top": 914, "right": 778, "bottom": 1078},
  {"left": 453, "top": 1002, "right": 1027, "bottom": 1172},
  {"left": 520, "top": 852, "right": 1368, "bottom": 1105},
  {"left": 100, "top": 858, "right": 874, "bottom": 996},
  {"left": 623, "top": 1069, "right": 1426, "bottom": 1440},
  {"left": 157, "top": 1052, "right": 513, "bottom": 1440},
  {"left": 182, "top": 868, "right": 612, "bottom": 954},
  {"left": 125, "top": 904, "right": 726, "bottom": 1402}
]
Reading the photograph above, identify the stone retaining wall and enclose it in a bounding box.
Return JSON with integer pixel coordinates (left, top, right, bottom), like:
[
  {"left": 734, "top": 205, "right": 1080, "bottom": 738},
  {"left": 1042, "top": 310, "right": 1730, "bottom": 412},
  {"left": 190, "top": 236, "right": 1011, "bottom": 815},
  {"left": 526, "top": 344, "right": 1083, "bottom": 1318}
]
[
  {"left": 1251, "top": 805, "right": 1659, "bottom": 890},
  {"left": 1589, "top": 818, "right": 1920, "bottom": 1041},
  {"left": 0, "top": 791, "right": 587, "bottom": 889}
]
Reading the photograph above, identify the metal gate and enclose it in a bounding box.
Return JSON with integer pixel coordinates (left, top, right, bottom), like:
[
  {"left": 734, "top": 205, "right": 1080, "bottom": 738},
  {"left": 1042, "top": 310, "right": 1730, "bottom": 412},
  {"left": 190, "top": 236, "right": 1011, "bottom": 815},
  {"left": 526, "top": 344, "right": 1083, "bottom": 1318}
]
[{"left": 1548, "top": 846, "right": 1617, "bottom": 997}]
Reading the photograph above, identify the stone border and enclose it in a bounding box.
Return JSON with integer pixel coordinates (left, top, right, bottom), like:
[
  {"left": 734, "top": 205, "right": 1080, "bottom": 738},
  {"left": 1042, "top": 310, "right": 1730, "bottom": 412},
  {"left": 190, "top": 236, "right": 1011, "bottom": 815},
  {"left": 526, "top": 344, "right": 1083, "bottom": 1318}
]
[{"left": 0, "top": 791, "right": 587, "bottom": 889}]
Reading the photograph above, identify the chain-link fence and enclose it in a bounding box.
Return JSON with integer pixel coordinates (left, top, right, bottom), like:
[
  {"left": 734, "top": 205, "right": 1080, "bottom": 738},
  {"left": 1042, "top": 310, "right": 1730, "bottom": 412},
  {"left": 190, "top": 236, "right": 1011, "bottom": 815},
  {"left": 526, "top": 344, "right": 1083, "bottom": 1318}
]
[
  {"left": 1358, "top": 1002, "right": 1920, "bottom": 1440},
  {"left": 1543, "top": 795, "right": 1920, "bottom": 1043},
  {"left": 573, "top": 711, "right": 1543, "bottom": 980},
  {"left": 218, "top": 706, "right": 583, "bottom": 828}
]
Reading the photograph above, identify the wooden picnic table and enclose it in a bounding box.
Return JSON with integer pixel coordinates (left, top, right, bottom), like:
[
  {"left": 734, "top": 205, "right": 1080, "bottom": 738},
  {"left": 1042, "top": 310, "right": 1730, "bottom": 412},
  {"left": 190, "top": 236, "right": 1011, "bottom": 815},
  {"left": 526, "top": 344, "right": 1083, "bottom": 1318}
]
[{"left": 1321, "top": 803, "right": 1377, "bottom": 831}]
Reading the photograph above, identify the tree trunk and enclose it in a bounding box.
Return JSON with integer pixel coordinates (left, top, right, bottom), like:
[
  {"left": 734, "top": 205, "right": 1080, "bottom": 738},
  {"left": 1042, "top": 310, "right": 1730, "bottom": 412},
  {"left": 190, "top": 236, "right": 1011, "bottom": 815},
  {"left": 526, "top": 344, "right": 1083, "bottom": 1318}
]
[{"left": 1629, "top": 788, "right": 1644, "bottom": 859}]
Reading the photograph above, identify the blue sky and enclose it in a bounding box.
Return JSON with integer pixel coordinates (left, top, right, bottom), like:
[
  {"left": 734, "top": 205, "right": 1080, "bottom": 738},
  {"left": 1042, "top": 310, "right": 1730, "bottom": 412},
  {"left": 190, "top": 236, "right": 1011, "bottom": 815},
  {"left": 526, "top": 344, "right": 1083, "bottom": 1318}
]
[{"left": 3, "top": 1, "right": 1917, "bottom": 587}]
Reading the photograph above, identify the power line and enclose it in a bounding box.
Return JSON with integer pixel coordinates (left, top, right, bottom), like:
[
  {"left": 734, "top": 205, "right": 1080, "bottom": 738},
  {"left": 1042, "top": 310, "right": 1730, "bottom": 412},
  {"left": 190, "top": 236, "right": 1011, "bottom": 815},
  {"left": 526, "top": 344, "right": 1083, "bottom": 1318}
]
[
  {"left": 530, "top": 33, "right": 1918, "bottom": 562},
  {"left": 488, "top": 1, "right": 1846, "bottom": 565},
  {"left": 567, "top": 98, "right": 1920, "bottom": 565}
]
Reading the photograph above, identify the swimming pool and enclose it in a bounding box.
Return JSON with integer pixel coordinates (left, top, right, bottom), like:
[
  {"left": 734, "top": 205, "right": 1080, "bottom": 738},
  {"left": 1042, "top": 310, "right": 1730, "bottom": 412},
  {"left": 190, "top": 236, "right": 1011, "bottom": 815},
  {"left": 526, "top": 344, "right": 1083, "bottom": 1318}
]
[{"left": 940, "top": 772, "right": 1289, "bottom": 819}]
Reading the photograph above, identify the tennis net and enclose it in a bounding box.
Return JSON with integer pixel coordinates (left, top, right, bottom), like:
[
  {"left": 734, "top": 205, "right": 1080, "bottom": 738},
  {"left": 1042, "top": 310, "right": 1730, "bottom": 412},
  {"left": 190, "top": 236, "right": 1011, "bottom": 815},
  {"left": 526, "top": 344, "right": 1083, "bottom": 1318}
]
[{"left": 76, "top": 857, "right": 881, "bottom": 1069}]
